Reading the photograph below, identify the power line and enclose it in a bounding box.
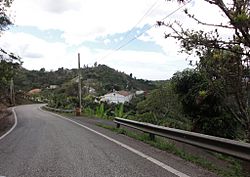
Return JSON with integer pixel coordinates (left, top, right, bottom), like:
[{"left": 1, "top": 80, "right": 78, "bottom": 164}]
[
  {"left": 99, "top": 0, "right": 161, "bottom": 62},
  {"left": 122, "top": 0, "right": 161, "bottom": 43},
  {"left": 99, "top": 0, "right": 192, "bottom": 61}
]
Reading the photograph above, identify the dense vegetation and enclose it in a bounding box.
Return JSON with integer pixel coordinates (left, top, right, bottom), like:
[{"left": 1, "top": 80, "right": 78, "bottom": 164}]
[
  {"left": 159, "top": 0, "right": 250, "bottom": 141},
  {"left": 14, "top": 65, "right": 155, "bottom": 93},
  {"left": 0, "top": 0, "right": 22, "bottom": 106}
]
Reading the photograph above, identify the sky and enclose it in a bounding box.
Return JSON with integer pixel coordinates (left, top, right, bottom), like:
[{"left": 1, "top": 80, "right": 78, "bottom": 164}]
[{"left": 0, "top": 0, "right": 232, "bottom": 80}]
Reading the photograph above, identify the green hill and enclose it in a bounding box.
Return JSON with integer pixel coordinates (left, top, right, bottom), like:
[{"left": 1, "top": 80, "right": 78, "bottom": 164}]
[{"left": 14, "top": 64, "right": 157, "bottom": 94}]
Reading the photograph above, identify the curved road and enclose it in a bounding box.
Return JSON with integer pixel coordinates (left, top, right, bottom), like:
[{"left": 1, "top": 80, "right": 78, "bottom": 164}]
[{"left": 0, "top": 104, "right": 217, "bottom": 177}]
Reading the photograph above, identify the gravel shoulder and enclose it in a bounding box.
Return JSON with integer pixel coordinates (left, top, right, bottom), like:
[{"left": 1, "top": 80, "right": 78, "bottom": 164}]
[{"left": 0, "top": 108, "right": 14, "bottom": 137}]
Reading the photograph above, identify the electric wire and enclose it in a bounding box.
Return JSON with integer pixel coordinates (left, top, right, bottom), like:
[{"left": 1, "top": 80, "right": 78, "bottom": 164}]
[
  {"left": 121, "top": 0, "right": 161, "bottom": 43},
  {"left": 99, "top": 0, "right": 192, "bottom": 61}
]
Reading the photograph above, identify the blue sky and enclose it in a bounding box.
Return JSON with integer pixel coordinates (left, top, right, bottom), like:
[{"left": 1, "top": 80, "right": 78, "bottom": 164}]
[
  {"left": 0, "top": 0, "right": 229, "bottom": 80},
  {"left": 10, "top": 26, "right": 65, "bottom": 43}
]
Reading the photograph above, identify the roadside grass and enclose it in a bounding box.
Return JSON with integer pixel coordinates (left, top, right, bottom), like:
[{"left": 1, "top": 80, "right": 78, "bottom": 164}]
[{"left": 96, "top": 123, "right": 245, "bottom": 177}]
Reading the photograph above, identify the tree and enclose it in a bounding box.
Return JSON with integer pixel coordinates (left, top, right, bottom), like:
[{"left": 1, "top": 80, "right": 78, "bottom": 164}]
[
  {"left": 0, "top": 0, "right": 13, "bottom": 33},
  {"left": 160, "top": 0, "right": 250, "bottom": 141},
  {"left": 171, "top": 68, "right": 241, "bottom": 138},
  {"left": 136, "top": 83, "right": 184, "bottom": 123},
  {"left": 0, "top": 0, "right": 17, "bottom": 60},
  {"left": 0, "top": 0, "right": 21, "bottom": 105}
]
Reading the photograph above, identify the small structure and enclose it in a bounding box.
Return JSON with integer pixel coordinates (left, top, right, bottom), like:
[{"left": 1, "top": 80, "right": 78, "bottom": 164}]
[
  {"left": 49, "top": 85, "right": 58, "bottom": 89},
  {"left": 135, "top": 90, "right": 145, "bottom": 95},
  {"left": 100, "top": 90, "right": 133, "bottom": 104},
  {"left": 27, "top": 88, "right": 42, "bottom": 95},
  {"left": 89, "top": 87, "right": 96, "bottom": 94}
]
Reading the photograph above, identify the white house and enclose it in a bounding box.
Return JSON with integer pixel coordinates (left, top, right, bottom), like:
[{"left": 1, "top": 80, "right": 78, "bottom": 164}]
[
  {"left": 49, "top": 85, "right": 58, "bottom": 89},
  {"left": 135, "top": 90, "right": 145, "bottom": 95},
  {"left": 100, "top": 91, "right": 133, "bottom": 104},
  {"left": 89, "top": 87, "right": 96, "bottom": 94}
]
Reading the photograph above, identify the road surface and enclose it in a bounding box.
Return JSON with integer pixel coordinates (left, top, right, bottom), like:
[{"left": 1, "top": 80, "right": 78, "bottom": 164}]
[{"left": 0, "top": 104, "right": 217, "bottom": 177}]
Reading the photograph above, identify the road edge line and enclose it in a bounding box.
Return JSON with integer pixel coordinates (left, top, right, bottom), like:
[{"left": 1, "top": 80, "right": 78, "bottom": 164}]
[
  {"left": 0, "top": 107, "right": 17, "bottom": 140},
  {"left": 39, "top": 107, "right": 190, "bottom": 177}
]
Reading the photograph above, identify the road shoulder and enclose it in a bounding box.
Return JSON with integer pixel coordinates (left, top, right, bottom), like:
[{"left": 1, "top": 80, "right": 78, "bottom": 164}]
[{"left": 0, "top": 108, "right": 14, "bottom": 137}]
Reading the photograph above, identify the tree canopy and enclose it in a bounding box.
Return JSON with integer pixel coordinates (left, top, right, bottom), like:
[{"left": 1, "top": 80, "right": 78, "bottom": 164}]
[
  {"left": 160, "top": 0, "right": 250, "bottom": 141},
  {"left": 0, "top": 0, "right": 21, "bottom": 105}
]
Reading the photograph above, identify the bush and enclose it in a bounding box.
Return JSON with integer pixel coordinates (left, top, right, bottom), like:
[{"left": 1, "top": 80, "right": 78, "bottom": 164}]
[
  {"left": 135, "top": 112, "right": 159, "bottom": 124},
  {"left": 192, "top": 114, "right": 243, "bottom": 139},
  {"left": 83, "top": 107, "right": 95, "bottom": 116}
]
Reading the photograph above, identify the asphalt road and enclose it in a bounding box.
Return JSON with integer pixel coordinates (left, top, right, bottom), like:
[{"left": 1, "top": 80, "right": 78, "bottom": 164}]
[{"left": 0, "top": 104, "right": 218, "bottom": 177}]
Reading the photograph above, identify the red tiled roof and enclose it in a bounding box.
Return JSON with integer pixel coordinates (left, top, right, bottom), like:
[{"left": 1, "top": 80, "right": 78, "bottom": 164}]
[
  {"left": 117, "top": 91, "right": 131, "bottom": 96},
  {"left": 28, "top": 89, "right": 41, "bottom": 95}
]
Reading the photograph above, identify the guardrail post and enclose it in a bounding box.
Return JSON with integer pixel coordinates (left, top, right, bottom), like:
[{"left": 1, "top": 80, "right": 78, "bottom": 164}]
[
  {"left": 116, "top": 123, "right": 120, "bottom": 128},
  {"left": 149, "top": 133, "right": 155, "bottom": 141}
]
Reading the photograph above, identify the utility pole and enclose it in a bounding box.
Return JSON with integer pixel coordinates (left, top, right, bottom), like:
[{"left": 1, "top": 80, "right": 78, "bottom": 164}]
[
  {"left": 10, "top": 78, "right": 15, "bottom": 106},
  {"left": 78, "top": 53, "right": 82, "bottom": 113}
]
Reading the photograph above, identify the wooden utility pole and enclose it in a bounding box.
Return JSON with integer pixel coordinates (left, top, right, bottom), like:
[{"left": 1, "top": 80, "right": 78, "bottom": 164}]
[
  {"left": 10, "top": 78, "right": 15, "bottom": 106},
  {"left": 78, "top": 53, "right": 82, "bottom": 113}
]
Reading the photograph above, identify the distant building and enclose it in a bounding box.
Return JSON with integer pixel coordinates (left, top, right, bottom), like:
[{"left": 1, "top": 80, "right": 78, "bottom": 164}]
[
  {"left": 135, "top": 90, "right": 145, "bottom": 95},
  {"left": 49, "top": 85, "right": 58, "bottom": 89},
  {"left": 100, "top": 90, "right": 134, "bottom": 104},
  {"left": 83, "top": 86, "right": 96, "bottom": 94},
  {"left": 27, "top": 88, "right": 42, "bottom": 95},
  {"left": 89, "top": 87, "right": 96, "bottom": 94}
]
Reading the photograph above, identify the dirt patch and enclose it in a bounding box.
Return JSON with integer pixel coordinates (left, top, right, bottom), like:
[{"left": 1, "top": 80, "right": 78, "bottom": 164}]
[{"left": 0, "top": 104, "right": 14, "bottom": 137}]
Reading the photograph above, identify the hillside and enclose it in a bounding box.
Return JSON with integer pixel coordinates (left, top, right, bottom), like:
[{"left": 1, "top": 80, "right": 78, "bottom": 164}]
[
  {"left": 14, "top": 65, "right": 157, "bottom": 94},
  {"left": 80, "top": 65, "right": 156, "bottom": 94}
]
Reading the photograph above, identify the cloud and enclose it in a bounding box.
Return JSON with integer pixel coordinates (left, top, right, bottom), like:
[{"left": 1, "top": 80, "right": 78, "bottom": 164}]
[
  {"left": 103, "top": 39, "right": 111, "bottom": 45},
  {"left": 38, "top": 0, "right": 82, "bottom": 14},
  {"left": 11, "top": 0, "right": 234, "bottom": 46},
  {"left": 23, "top": 52, "right": 44, "bottom": 59},
  {"left": 11, "top": 0, "right": 186, "bottom": 45},
  {"left": 0, "top": 31, "right": 191, "bottom": 80},
  {"left": 3, "top": 0, "right": 235, "bottom": 80},
  {"left": 95, "top": 49, "right": 191, "bottom": 80},
  {"left": 0, "top": 32, "right": 70, "bottom": 69}
]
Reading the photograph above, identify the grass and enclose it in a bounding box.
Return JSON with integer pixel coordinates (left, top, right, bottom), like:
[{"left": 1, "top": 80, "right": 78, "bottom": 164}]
[{"left": 96, "top": 123, "right": 245, "bottom": 177}]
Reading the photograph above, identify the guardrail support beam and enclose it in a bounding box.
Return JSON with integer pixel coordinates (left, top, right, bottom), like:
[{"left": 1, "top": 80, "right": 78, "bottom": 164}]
[
  {"left": 149, "top": 133, "right": 155, "bottom": 141},
  {"left": 116, "top": 123, "right": 120, "bottom": 128}
]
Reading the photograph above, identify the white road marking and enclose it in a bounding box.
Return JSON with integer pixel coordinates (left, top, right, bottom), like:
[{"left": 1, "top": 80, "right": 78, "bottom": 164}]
[
  {"left": 0, "top": 108, "right": 17, "bottom": 141},
  {"left": 40, "top": 107, "right": 190, "bottom": 177}
]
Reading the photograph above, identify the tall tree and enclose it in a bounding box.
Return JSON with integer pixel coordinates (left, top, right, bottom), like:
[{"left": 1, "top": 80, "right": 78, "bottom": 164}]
[
  {"left": 0, "top": 0, "right": 21, "bottom": 104},
  {"left": 0, "top": 0, "right": 16, "bottom": 59},
  {"left": 159, "top": 0, "right": 250, "bottom": 140}
]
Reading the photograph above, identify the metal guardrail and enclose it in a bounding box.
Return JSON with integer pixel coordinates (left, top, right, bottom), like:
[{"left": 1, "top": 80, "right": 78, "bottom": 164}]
[
  {"left": 114, "top": 117, "right": 250, "bottom": 161},
  {"left": 43, "top": 106, "right": 74, "bottom": 113}
]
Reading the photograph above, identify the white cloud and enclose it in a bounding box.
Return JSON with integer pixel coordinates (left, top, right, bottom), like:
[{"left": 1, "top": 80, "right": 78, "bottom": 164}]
[
  {"left": 0, "top": 31, "right": 191, "bottom": 80},
  {"left": 2, "top": 0, "right": 235, "bottom": 80},
  {"left": 11, "top": 0, "right": 234, "bottom": 45},
  {"left": 103, "top": 39, "right": 111, "bottom": 45},
  {"left": 95, "top": 49, "right": 190, "bottom": 80},
  {"left": 38, "top": 0, "right": 82, "bottom": 14},
  {"left": 11, "top": 0, "right": 186, "bottom": 45},
  {"left": 0, "top": 32, "right": 72, "bottom": 70}
]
